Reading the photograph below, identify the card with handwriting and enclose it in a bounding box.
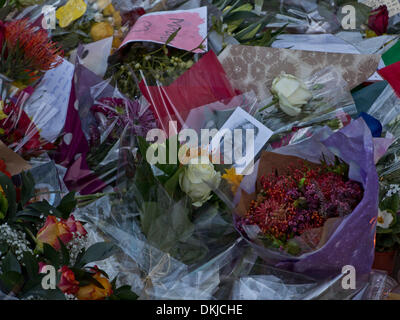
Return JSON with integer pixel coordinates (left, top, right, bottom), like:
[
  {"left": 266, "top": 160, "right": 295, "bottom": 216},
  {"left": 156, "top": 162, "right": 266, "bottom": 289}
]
[{"left": 120, "top": 7, "right": 207, "bottom": 53}]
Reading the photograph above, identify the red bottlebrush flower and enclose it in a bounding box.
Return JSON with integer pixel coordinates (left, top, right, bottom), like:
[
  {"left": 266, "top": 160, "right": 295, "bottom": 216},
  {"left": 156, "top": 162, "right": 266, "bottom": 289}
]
[
  {"left": 3, "top": 19, "right": 63, "bottom": 81},
  {"left": 368, "top": 5, "right": 389, "bottom": 36}
]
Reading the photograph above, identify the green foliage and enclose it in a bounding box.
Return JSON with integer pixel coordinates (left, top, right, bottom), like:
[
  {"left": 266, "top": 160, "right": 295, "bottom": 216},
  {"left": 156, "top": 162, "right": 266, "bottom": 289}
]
[
  {"left": 376, "top": 193, "right": 400, "bottom": 252},
  {"left": 212, "top": 0, "right": 286, "bottom": 48},
  {"left": 74, "top": 242, "right": 119, "bottom": 268}
]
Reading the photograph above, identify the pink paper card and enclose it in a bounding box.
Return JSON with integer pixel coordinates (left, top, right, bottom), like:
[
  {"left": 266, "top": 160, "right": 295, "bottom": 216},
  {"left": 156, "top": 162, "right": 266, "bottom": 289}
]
[{"left": 120, "top": 7, "right": 208, "bottom": 53}]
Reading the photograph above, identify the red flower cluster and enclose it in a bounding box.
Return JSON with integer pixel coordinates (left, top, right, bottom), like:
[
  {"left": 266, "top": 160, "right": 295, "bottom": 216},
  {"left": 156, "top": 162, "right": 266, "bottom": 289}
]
[
  {"left": 4, "top": 19, "right": 63, "bottom": 71},
  {"left": 243, "top": 160, "right": 363, "bottom": 246}
]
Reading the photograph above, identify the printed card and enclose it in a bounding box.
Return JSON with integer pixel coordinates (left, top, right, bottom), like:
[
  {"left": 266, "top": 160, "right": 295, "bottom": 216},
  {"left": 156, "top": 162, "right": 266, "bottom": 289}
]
[{"left": 210, "top": 108, "right": 273, "bottom": 175}]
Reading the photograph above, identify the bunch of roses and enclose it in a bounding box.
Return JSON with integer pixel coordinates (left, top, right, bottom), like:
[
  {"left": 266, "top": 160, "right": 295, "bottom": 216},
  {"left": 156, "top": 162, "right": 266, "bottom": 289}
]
[
  {"left": 36, "top": 215, "right": 87, "bottom": 252},
  {"left": 36, "top": 215, "right": 114, "bottom": 300},
  {"left": 49, "top": 265, "right": 113, "bottom": 300},
  {"left": 241, "top": 160, "right": 364, "bottom": 243}
]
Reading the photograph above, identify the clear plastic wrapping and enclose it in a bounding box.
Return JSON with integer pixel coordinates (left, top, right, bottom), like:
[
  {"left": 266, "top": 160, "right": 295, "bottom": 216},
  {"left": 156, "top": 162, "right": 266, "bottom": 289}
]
[{"left": 0, "top": 80, "right": 58, "bottom": 160}]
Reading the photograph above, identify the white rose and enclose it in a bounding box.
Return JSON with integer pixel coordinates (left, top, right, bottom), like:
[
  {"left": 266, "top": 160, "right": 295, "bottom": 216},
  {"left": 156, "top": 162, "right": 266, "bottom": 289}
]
[
  {"left": 377, "top": 209, "right": 394, "bottom": 229},
  {"left": 271, "top": 73, "right": 312, "bottom": 116},
  {"left": 179, "top": 157, "right": 221, "bottom": 207}
]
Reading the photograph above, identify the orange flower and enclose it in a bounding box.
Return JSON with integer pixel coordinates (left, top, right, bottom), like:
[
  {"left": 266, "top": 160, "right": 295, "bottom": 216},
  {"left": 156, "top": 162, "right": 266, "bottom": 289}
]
[
  {"left": 76, "top": 271, "right": 113, "bottom": 300},
  {"left": 36, "top": 216, "right": 73, "bottom": 251},
  {"left": 58, "top": 266, "right": 80, "bottom": 295}
]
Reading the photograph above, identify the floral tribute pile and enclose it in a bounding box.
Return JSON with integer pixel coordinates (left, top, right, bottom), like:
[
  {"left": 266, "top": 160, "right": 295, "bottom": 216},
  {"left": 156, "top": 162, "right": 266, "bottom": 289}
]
[{"left": 0, "top": 0, "right": 398, "bottom": 301}]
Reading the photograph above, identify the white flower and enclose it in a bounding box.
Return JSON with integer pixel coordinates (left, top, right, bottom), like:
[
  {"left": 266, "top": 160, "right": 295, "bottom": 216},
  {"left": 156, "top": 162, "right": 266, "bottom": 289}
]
[
  {"left": 377, "top": 209, "right": 394, "bottom": 229},
  {"left": 271, "top": 73, "right": 312, "bottom": 116},
  {"left": 94, "top": 12, "right": 103, "bottom": 22},
  {"left": 179, "top": 156, "right": 221, "bottom": 207}
]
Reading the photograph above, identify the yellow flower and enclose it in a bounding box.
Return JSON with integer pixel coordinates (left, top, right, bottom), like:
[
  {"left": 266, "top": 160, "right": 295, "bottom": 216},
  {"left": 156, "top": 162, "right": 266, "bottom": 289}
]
[
  {"left": 56, "top": 0, "right": 87, "bottom": 28},
  {"left": 0, "top": 101, "right": 7, "bottom": 121},
  {"left": 112, "top": 11, "right": 122, "bottom": 28},
  {"left": 365, "top": 30, "right": 378, "bottom": 38},
  {"left": 90, "top": 22, "right": 114, "bottom": 42},
  {"left": 103, "top": 3, "right": 115, "bottom": 16},
  {"left": 76, "top": 272, "right": 113, "bottom": 300},
  {"left": 222, "top": 168, "right": 243, "bottom": 194}
]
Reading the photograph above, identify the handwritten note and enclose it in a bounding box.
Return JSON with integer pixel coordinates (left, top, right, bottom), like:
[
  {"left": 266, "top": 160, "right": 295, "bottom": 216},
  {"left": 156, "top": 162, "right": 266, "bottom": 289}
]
[
  {"left": 24, "top": 59, "right": 75, "bottom": 142},
  {"left": 360, "top": 0, "right": 400, "bottom": 17},
  {"left": 120, "top": 7, "right": 207, "bottom": 53}
]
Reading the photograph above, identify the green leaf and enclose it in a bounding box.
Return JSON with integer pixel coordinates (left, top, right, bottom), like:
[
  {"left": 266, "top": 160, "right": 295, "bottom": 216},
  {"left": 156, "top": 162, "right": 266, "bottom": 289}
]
[
  {"left": 0, "top": 271, "right": 23, "bottom": 293},
  {"left": 77, "top": 242, "right": 118, "bottom": 267},
  {"left": 58, "top": 237, "right": 70, "bottom": 266},
  {"left": 73, "top": 248, "right": 86, "bottom": 268},
  {"left": 0, "top": 172, "right": 16, "bottom": 221},
  {"left": 88, "top": 276, "right": 105, "bottom": 289},
  {"left": 234, "top": 15, "right": 272, "bottom": 41},
  {"left": 382, "top": 193, "right": 400, "bottom": 214},
  {"left": 56, "top": 191, "right": 77, "bottom": 219},
  {"left": 137, "top": 135, "right": 151, "bottom": 162},
  {"left": 21, "top": 252, "right": 38, "bottom": 279},
  {"left": 140, "top": 202, "right": 161, "bottom": 235},
  {"left": 43, "top": 243, "right": 60, "bottom": 268},
  {"left": 20, "top": 171, "right": 35, "bottom": 206},
  {"left": 113, "top": 286, "right": 138, "bottom": 300},
  {"left": 2, "top": 251, "right": 21, "bottom": 273},
  {"left": 165, "top": 27, "right": 181, "bottom": 46},
  {"left": 376, "top": 226, "right": 393, "bottom": 234},
  {"left": 224, "top": 10, "right": 261, "bottom": 23},
  {"left": 25, "top": 200, "right": 63, "bottom": 218},
  {"left": 164, "top": 166, "right": 184, "bottom": 198}
]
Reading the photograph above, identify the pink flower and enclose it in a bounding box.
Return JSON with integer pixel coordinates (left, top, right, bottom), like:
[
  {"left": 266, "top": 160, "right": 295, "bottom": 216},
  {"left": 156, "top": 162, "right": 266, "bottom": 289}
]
[{"left": 38, "top": 262, "right": 47, "bottom": 273}]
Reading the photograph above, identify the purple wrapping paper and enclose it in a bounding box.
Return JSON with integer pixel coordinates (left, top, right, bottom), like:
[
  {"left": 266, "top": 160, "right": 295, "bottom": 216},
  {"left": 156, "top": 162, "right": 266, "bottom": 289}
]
[
  {"left": 53, "top": 47, "right": 113, "bottom": 195},
  {"left": 235, "top": 118, "right": 379, "bottom": 280}
]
